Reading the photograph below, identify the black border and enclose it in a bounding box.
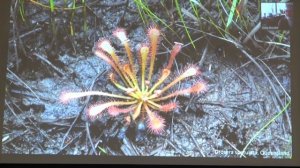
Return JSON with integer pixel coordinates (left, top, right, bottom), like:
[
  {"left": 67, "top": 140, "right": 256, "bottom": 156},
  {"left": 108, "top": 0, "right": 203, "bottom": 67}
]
[
  {"left": 0, "top": 0, "right": 299, "bottom": 166},
  {"left": 0, "top": 0, "right": 10, "bottom": 163}
]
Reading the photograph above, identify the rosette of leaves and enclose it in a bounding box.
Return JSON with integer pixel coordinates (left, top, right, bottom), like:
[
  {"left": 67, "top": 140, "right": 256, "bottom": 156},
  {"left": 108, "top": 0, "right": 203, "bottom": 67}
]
[{"left": 61, "top": 26, "right": 207, "bottom": 135}]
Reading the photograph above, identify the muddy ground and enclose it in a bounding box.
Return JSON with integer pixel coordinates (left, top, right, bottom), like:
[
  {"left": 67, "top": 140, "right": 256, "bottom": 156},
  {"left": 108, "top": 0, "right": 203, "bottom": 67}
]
[{"left": 2, "top": 0, "right": 291, "bottom": 158}]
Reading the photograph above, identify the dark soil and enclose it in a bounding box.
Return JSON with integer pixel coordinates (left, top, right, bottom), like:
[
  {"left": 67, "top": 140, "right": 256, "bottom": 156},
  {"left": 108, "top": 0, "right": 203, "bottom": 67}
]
[{"left": 2, "top": 0, "right": 291, "bottom": 158}]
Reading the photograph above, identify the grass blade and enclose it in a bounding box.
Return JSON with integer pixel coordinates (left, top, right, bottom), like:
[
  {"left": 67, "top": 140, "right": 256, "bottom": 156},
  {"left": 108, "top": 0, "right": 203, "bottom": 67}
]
[
  {"left": 240, "top": 100, "right": 291, "bottom": 157},
  {"left": 19, "top": 0, "right": 26, "bottom": 22},
  {"left": 82, "top": 0, "right": 88, "bottom": 32},
  {"left": 226, "top": 0, "right": 238, "bottom": 29},
  {"left": 30, "top": 0, "right": 83, "bottom": 10},
  {"left": 134, "top": 0, "right": 177, "bottom": 35},
  {"left": 49, "top": 0, "right": 54, "bottom": 12},
  {"left": 175, "top": 0, "right": 195, "bottom": 49},
  {"left": 135, "top": 0, "right": 148, "bottom": 25},
  {"left": 189, "top": 0, "right": 199, "bottom": 18}
]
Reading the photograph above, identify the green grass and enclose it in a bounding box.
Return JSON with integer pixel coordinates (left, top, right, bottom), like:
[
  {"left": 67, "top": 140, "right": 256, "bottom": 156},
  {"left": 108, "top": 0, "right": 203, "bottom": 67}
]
[
  {"left": 190, "top": 0, "right": 200, "bottom": 18},
  {"left": 278, "top": 31, "right": 286, "bottom": 43},
  {"left": 133, "top": 0, "right": 183, "bottom": 46},
  {"left": 27, "top": 0, "right": 88, "bottom": 36},
  {"left": 49, "top": 0, "right": 56, "bottom": 38},
  {"left": 134, "top": 0, "right": 248, "bottom": 48},
  {"left": 70, "top": 0, "right": 76, "bottom": 36},
  {"left": 97, "top": 146, "right": 107, "bottom": 155},
  {"left": 49, "top": 0, "right": 55, "bottom": 12},
  {"left": 135, "top": 0, "right": 149, "bottom": 25},
  {"left": 19, "top": 0, "right": 26, "bottom": 22},
  {"left": 82, "top": 0, "right": 88, "bottom": 32},
  {"left": 240, "top": 100, "right": 291, "bottom": 157},
  {"left": 175, "top": 0, "right": 196, "bottom": 49},
  {"left": 134, "top": 0, "right": 173, "bottom": 31},
  {"left": 226, "top": 0, "right": 239, "bottom": 29},
  {"left": 222, "top": 0, "right": 250, "bottom": 32},
  {"left": 189, "top": 0, "right": 207, "bottom": 34},
  {"left": 189, "top": 0, "right": 226, "bottom": 38},
  {"left": 30, "top": 0, "right": 84, "bottom": 10}
]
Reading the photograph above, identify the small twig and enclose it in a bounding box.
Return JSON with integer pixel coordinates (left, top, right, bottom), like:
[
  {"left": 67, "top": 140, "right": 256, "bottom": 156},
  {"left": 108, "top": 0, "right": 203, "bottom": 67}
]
[
  {"left": 258, "top": 59, "right": 291, "bottom": 100},
  {"left": 201, "top": 32, "right": 291, "bottom": 130},
  {"left": 197, "top": 100, "right": 250, "bottom": 112},
  {"left": 156, "top": 35, "right": 204, "bottom": 58},
  {"left": 98, "top": 1, "right": 127, "bottom": 8},
  {"left": 202, "top": 109, "right": 228, "bottom": 126},
  {"left": 37, "top": 120, "right": 85, "bottom": 128},
  {"left": 27, "top": 117, "right": 54, "bottom": 142},
  {"left": 240, "top": 100, "right": 291, "bottom": 157},
  {"left": 8, "top": 89, "right": 52, "bottom": 103},
  {"left": 149, "top": 144, "right": 165, "bottom": 156},
  {"left": 265, "top": 36, "right": 278, "bottom": 59},
  {"left": 177, "top": 118, "right": 205, "bottom": 157},
  {"left": 274, "top": 134, "right": 290, "bottom": 143},
  {"left": 242, "top": 22, "right": 261, "bottom": 44},
  {"left": 11, "top": 0, "right": 28, "bottom": 70},
  {"left": 9, "top": 27, "right": 42, "bottom": 44},
  {"left": 84, "top": 3, "right": 105, "bottom": 31},
  {"left": 245, "top": 71, "right": 258, "bottom": 97},
  {"left": 223, "top": 138, "right": 246, "bottom": 158},
  {"left": 9, "top": 143, "right": 24, "bottom": 153},
  {"left": 57, "top": 131, "right": 85, "bottom": 154},
  {"left": 122, "top": 137, "right": 140, "bottom": 156},
  {"left": 260, "top": 55, "right": 290, "bottom": 61},
  {"left": 182, "top": 35, "right": 205, "bottom": 49},
  {"left": 32, "top": 52, "right": 66, "bottom": 77},
  {"left": 60, "top": 70, "right": 107, "bottom": 149},
  {"left": 238, "top": 48, "right": 289, "bottom": 120},
  {"left": 86, "top": 122, "right": 97, "bottom": 155},
  {"left": 5, "top": 99, "right": 52, "bottom": 143},
  {"left": 60, "top": 96, "right": 87, "bottom": 149},
  {"left": 198, "top": 43, "right": 208, "bottom": 68},
  {"left": 253, "top": 34, "right": 290, "bottom": 48},
  {"left": 5, "top": 100, "right": 30, "bottom": 129},
  {"left": 165, "top": 139, "right": 186, "bottom": 156},
  {"left": 229, "top": 68, "right": 251, "bottom": 88},
  {"left": 11, "top": 4, "right": 19, "bottom": 71},
  {"left": 184, "top": 95, "right": 195, "bottom": 112},
  {"left": 7, "top": 68, "right": 41, "bottom": 101}
]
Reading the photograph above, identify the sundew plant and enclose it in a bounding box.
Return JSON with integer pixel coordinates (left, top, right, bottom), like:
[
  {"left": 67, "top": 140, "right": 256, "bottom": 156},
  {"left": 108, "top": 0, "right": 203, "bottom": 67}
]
[{"left": 61, "top": 26, "right": 207, "bottom": 135}]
